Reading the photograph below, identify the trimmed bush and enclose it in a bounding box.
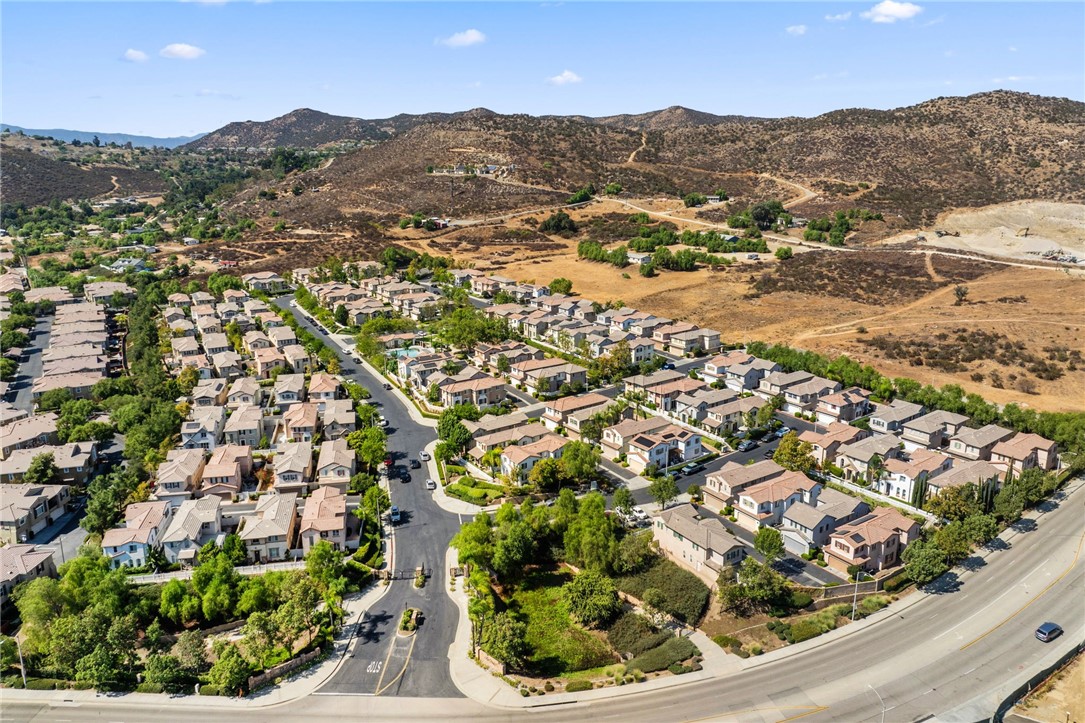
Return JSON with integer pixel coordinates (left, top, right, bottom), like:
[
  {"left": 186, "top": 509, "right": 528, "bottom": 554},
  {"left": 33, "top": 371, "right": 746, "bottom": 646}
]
[
  {"left": 565, "top": 680, "right": 594, "bottom": 693},
  {"left": 607, "top": 613, "right": 672, "bottom": 657},
  {"left": 626, "top": 636, "right": 699, "bottom": 674},
  {"left": 136, "top": 682, "right": 164, "bottom": 694},
  {"left": 199, "top": 684, "right": 224, "bottom": 696},
  {"left": 858, "top": 595, "right": 890, "bottom": 616},
  {"left": 790, "top": 591, "right": 814, "bottom": 609},
  {"left": 732, "top": 647, "right": 750, "bottom": 659},
  {"left": 26, "top": 678, "right": 67, "bottom": 690},
  {"left": 882, "top": 574, "right": 913, "bottom": 594},
  {"left": 712, "top": 634, "right": 740, "bottom": 649}
]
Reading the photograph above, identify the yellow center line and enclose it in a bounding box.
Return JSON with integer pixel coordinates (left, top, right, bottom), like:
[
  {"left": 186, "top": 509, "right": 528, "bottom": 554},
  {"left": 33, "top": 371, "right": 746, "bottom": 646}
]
[
  {"left": 961, "top": 525, "right": 1085, "bottom": 651},
  {"left": 375, "top": 633, "right": 418, "bottom": 696},
  {"left": 372, "top": 627, "right": 403, "bottom": 693}
]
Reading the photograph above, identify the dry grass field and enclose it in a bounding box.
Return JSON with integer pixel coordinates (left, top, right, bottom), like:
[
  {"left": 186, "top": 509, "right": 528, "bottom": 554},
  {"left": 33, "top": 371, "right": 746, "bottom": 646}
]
[{"left": 1013, "top": 652, "right": 1085, "bottom": 723}]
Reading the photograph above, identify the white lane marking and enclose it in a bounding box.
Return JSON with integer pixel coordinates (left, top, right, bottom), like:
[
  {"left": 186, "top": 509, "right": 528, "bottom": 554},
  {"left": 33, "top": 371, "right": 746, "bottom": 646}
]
[{"left": 932, "top": 565, "right": 1043, "bottom": 640}]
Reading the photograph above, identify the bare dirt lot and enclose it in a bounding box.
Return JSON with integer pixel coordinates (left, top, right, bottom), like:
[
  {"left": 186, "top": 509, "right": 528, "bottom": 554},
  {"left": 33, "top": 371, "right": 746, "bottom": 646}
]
[
  {"left": 897, "top": 201, "right": 1084, "bottom": 262},
  {"left": 1012, "top": 652, "right": 1085, "bottom": 723}
]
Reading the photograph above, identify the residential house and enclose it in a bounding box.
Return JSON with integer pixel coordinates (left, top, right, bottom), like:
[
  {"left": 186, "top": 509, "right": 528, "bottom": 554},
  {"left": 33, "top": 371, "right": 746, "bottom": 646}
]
[
  {"left": 223, "top": 404, "right": 264, "bottom": 449},
  {"left": 667, "top": 328, "right": 722, "bottom": 356},
  {"left": 202, "top": 333, "right": 231, "bottom": 357},
  {"left": 627, "top": 424, "right": 704, "bottom": 475},
  {"left": 879, "top": 449, "right": 954, "bottom": 504},
  {"left": 926, "top": 460, "right": 1004, "bottom": 499},
  {"left": 703, "top": 460, "right": 786, "bottom": 511},
  {"left": 723, "top": 358, "right": 781, "bottom": 393},
  {"left": 703, "top": 396, "right": 768, "bottom": 435},
  {"left": 601, "top": 416, "right": 672, "bottom": 458},
  {"left": 267, "top": 325, "right": 298, "bottom": 350},
  {"left": 101, "top": 501, "right": 173, "bottom": 568},
  {"left": 2, "top": 442, "right": 97, "bottom": 486},
  {"left": 815, "top": 387, "right": 873, "bottom": 425},
  {"left": 868, "top": 399, "right": 925, "bottom": 435},
  {"left": 0, "top": 545, "right": 56, "bottom": 612},
  {"left": 160, "top": 497, "right": 222, "bottom": 565},
  {"left": 238, "top": 492, "right": 298, "bottom": 562},
  {"left": 0, "top": 483, "right": 72, "bottom": 544},
  {"left": 825, "top": 507, "right": 920, "bottom": 574},
  {"left": 242, "top": 271, "right": 287, "bottom": 293},
  {"left": 673, "top": 388, "right": 737, "bottom": 424},
  {"left": 508, "top": 356, "right": 564, "bottom": 384},
  {"left": 226, "top": 377, "right": 263, "bottom": 408},
  {"left": 298, "top": 487, "right": 349, "bottom": 553},
  {"left": 653, "top": 504, "right": 747, "bottom": 585},
  {"left": 469, "top": 422, "right": 551, "bottom": 461},
  {"left": 651, "top": 322, "right": 698, "bottom": 348},
  {"left": 0, "top": 413, "right": 59, "bottom": 459},
  {"left": 31, "top": 371, "right": 104, "bottom": 403},
  {"left": 500, "top": 434, "right": 569, "bottom": 477},
  {"left": 308, "top": 373, "right": 342, "bottom": 409},
  {"left": 440, "top": 375, "right": 508, "bottom": 409},
  {"left": 734, "top": 470, "right": 822, "bottom": 532},
  {"left": 835, "top": 434, "right": 903, "bottom": 484},
  {"left": 273, "top": 374, "right": 307, "bottom": 408},
  {"left": 798, "top": 422, "right": 871, "bottom": 467},
  {"left": 622, "top": 369, "right": 685, "bottom": 396},
  {"left": 948, "top": 424, "right": 1016, "bottom": 462},
  {"left": 703, "top": 350, "right": 755, "bottom": 383},
  {"left": 253, "top": 346, "right": 287, "bottom": 379},
  {"left": 244, "top": 330, "right": 274, "bottom": 353},
  {"left": 154, "top": 449, "right": 207, "bottom": 507},
  {"left": 283, "top": 403, "right": 320, "bottom": 442},
  {"left": 167, "top": 293, "right": 191, "bottom": 308},
  {"left": 282, "top": 345, "right": 311, "bottom": 374},
  {"left": 541, "top": 393, "right": 612, "bottom": 432},
  {"left": 210, "top": 351, "right": 243, "bottom": 380},
  {"left": 200, "top": 445, "right": 251, "bottom": 501},
  {"left": 316, "top": 438, "right": 355, "bottom": 493},
  {"left": 180, "top": 406, "right": 226, "bottom": 451},
  {"left": 781, "top": 487, "right": 871, "bottom": 556},
  {"left": 756, "top": 370, "right": 815, "bottom": 401},
  {"left": 646, "top": 377, "right": 709, "bottom": 413},
  {"left": 273, "top": 442, "right": 313, "bottom": 494},
  {"left": 901, "top": 410, "right": 970, "bottom": 452},
  {"left": 524, "top": 362, "right": 588, "bottom": 395},
  {"left": 461, "top": 412, "right": 532, "bottom": 440},
  {"left": 990, "top": 432, "right": 1059, "bottom": 476},
  {"left": 321, "top": 399, "right": 357, "bottom": 440},
  {"left": 192, "top": 378, "right": 229, "bottom": 407},
  {"left": 84, "top": 281, "right": 135, "bottom": 304}
]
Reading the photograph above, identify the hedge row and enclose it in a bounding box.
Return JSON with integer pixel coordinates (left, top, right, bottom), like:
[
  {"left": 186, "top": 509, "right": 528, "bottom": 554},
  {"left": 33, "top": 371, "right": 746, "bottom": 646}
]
[
  {"left": 626, "top": 636, "right": 699, "bottom": 674},
  {"left": 564, "top": 679, "right": 594, "bottom": 693}
]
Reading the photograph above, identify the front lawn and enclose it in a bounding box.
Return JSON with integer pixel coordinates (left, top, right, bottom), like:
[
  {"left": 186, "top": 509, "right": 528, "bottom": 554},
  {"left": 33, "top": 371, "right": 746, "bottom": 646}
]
[{"left": 505, "top": 570, "right": 615, "bottom": 678}]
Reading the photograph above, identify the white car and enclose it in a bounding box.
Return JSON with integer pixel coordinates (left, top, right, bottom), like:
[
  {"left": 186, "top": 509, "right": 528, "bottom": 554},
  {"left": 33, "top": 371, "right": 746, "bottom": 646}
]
[
  {"left": 418, "top": 451, "right": 431, "bottom": 461},
  {"left": 378, "top": 417, "right": 388, "bottom": 427},
  {"left": 632, "top": 506, "right": 649, "bottom": 521},
  {"left": 425, "top": 479, "right": 437, "bottom": 491}
]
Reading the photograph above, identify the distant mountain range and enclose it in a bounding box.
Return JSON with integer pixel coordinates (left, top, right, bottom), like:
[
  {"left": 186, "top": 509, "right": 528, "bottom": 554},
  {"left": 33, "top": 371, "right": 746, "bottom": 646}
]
[{"left": 0, "top": 124, "right": 205, "bottom": 149}]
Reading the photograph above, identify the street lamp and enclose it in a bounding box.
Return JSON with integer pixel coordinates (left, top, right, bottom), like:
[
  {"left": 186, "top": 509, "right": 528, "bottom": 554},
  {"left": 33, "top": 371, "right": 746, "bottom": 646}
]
[
  {"left": 851, "top": 569, "right": 869, "bottom": 621},
  {"left": 868, "top": 684, "right": 886, "bottom": 723}
]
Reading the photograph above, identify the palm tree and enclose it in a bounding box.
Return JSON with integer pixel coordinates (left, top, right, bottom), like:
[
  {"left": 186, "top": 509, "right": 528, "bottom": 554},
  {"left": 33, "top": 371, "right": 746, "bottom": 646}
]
[
  {"left": 867, "top": 454, "right": 886, "bottom": 491},
  {"left": 481, "top": 447, "right": 503, "bottom": 481}
]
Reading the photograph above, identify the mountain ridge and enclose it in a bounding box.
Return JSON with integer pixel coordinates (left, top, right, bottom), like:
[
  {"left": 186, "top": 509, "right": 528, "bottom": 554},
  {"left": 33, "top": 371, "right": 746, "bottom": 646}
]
[{"left": 0, "top": 124, "right": 204, "bottom": 149}]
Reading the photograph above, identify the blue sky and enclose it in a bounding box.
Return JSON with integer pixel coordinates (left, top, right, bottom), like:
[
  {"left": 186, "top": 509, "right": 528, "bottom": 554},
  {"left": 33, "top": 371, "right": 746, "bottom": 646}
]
[{"left": 2, "top": 1, "right": 1081, "bottom": 137}]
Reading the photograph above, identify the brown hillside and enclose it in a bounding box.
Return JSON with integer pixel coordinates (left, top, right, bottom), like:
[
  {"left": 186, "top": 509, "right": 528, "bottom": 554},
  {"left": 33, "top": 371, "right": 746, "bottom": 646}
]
[{"left": 0, "top": 145, "right": 166, "bottom": 207}]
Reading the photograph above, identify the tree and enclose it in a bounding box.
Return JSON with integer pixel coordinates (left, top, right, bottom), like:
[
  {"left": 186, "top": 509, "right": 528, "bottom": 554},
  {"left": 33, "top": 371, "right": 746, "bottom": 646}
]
[
  {"left": 481, "top": 447, "right": 503, "bottom": 480},
  {"left": 23, "top": 453, "right": 61, "bottom": 486},
  {"left": 933, "top": 521, "right": 972, "bottom": 564},
  {"left": 359, "top": 485, "right": 390, "bottom": 535},
  {"left": 755, "top": 396, "right": 783, "bottom": 427},
  {"left": 866, "top": 453, "right": 887, "bottom": 490},
  {"left": 754, "top": 526, "right": 784, "bottom": 564},
  {"left": 492, "top": 520, "right": 535, "bottom": 581},
  {"left": 562, "top": 570, "right": 621, "bottom": 628},
  {"left": 482, "top": 612, "right": 528, "bottom": 669},
  {"left": 648, "top": 475, "right": 679, "bottom": 509},
  {"left": 496, "top": 354, "right": 510, "bottom": 374},
  {"left": 642, "top": 587, "right": 668, "bottom": 625},
  {"left": 348, "top": 427, "right": 387, "bottom": 472},
  {"left": 559, "top": 441, "right": 599, "bottom": 487},
  {"left": 614, "top": 530, "right": 654, "bottom": 574},
  {"left": 548, "top": 277, "right": 573, "bottom": 295},
  {"left": 144, "top": 654, "right": 195, "bottom": 693},
  {"left": 539, "top": 211, "right": 577, "bottom": 234},
  {"left": 207, "top": 643, "right": 252, "bottom": 694},
  {"left": 774, "top": 246, "right": 794, "bottom": 260},
  {"left": 241, "top": 610, "right": 280, "bottom": 666},
  {"left": 36, "top": 388, "right": 72, "bottom": 412},
  {"left": 305, "top": 540, "right": 346, "bottom": 594},
  {"left": 613, "top": 486, "right": 635, "bottom": 516},
  {"left": 563, "top": 493, "right": 618, "bottom": 572},
  {"left": 526, "top": 457, "right": 561, "bottom": 491},
  {"left": 683, "top": 193, "right": 707, "bottom": 208},
  {"left": 772, "top": 433, "right": 815, "bottom": 473},
  {"left": 452, "top": 513, "right": 494, "bottom": 569},
  {"left": 953, "top": 285, "right": 969, "bottom": 305},
  {"left": 334, "top": 304, "right": 348, "bottom": 326},
  {"left": 925, "top": 484, "right": 982, "bottom": 522},
  {"left": 902, "top": 539, "right": 949, "bottom": 586}
]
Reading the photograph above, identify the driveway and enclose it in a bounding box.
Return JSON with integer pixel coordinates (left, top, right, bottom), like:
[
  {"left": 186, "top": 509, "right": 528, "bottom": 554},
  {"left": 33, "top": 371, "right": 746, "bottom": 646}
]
[{"left": 11, "top": 316, "right": 51, "bottom": 413}]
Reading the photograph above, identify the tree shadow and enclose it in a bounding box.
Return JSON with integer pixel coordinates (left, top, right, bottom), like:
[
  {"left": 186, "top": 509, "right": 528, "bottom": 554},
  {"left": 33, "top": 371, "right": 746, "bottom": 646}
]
[
  {"left": 921, "top": 571, "right": 962, "bottom": 595},
  {"left": 982, "top": 537, "right": 1011, "bottom": 553},
  {"left": 958, "top": 555, "right": 987, "bottom": 573},
  {"left": 1010, "top": 518, "right": 1038, "bottom": 534},
  {"left": 1035, "top": 499, "right": 1059, "bottom": 513},
  {"left": 356, "top": 609, "right": 394, "bottom": 645}
]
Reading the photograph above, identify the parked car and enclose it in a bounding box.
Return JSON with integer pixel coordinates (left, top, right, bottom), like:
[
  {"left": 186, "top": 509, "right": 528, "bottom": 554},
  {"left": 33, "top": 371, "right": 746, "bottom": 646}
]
[
  {"left": 410, "top": 459, "right": 421, "bottom": 469},
  {"left": 776, "top": 427, "right": 792, "bottom": 438},
  {"left": 378, "top": 416, "right": 388, "bottom": 427},
  {"left": 400, "top": 472, "right": 411, "bottom": 483},
  {"left": 763, "top": 449, "right": 776, "bottom": 459},
  {"left": 389, "top": 506, "right": 401, "bottom": 523},
  {"left": 631, "top": 506, "right": 649, "bottom": 522},
  {"left": 1035, "top": 622, "right": 1063, "bottom": 642},
  {"left": 661, "top": 362, "right": 676, "bottom": 370},
  {"left": 384, "top": 455, "right": 394, "bottom": 467},
  {"left": 425, "top": 479, "right": 437, "bottom": 490},
  {"left": 383, "top": 383, "right": 392, "bottom": 390},
  {"left": 737, "top": 440, "right": 758, "bottom": 452},
  {"left": 680, "top": 463, "right": 705, "bottom": 476},
  {"left": 419, "top": 451, "right": 431, "bottom": 461}
]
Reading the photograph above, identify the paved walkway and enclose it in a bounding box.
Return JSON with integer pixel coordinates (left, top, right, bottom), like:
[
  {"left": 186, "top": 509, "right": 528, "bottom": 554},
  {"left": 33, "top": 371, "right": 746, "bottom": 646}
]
[{"left": 127, "top": 560, "right": 306, "bottom": 584}]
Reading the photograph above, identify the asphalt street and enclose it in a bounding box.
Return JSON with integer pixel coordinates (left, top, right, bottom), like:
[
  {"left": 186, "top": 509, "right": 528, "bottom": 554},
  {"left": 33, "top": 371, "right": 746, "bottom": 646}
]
[
  {"left": 7, "top": 476, "right": 1082, "bottom": 722},
  {"left": 273, "top": 296, "right": 465, "bottom": 698},
  {"left": 9, "top": 316, "right": 50, "bottom": 413}
]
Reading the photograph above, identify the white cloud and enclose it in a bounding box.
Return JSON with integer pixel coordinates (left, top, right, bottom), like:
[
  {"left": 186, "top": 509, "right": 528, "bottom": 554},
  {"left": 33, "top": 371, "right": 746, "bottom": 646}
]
[
  {"left": 160, "top": 43, "right": 206, "bottom": 60},
  {"left": 123, "top": 48, "right": 148, "bottom": 63},
  {"left": 992, "top": 75, "right": 1034, "bottom": 83},
  {"left": 786, "top": 25, "right": 807, "bottom": 36},
  {"left": 547, "top": 69, "right": 582, "bottom": 86},
  {"left": 825, "top": 11, "right": 852, "bottom": 21},
  {"left": 860, "top": 1, "right": 923, "bottom": 23},
  {"left": 436, "top": 29, "right": 486, "bottom": 48},
  {"left": 1008, "top": 46, "right": 1018, "bottom": 52}
]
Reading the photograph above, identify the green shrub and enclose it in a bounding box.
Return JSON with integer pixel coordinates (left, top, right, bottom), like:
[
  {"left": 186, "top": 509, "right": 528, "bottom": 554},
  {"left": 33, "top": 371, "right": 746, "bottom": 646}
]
[
  {"left": 445, "top": 465, "right": 466, "bottom": 476},
  {"left": 626, "top": 636, "right": 699, "bottom": 674},
  {"left": 712, "top": 634, "right": 740, "bottom": 649},
  {"left": 789, "top": 619, "right": 824, "bottom": 643},
  {"left": 631, "top": 668, "right": 645, "bottom": 682},
  {"left": 544, "top": 681, "right": 554, "bottom": 692},
  {"left": 520, "top": 688, "right": 530, "bottom": 697},
  {"left": 136, "top": 682, "right": 164, "bottom": 694},
  {"left": 790, "top": 591, "right": 814, "bottom": 609},
  {"left": 71, "top": 681, "right": 94, "bottom": 690},
  {"left": 564, "top": 679, "right": 593, "bottom": 693},
  {"left": 732, "top": 647, "right": 750, "bottom": 659},
  {"left": 858, "top": 595, "right": 890, "bottom": 616},
  {"left": 748, "top": 644, "right": 763, "bottom": 656},
  {"left": 615, "top": 557, "right": 710, "bottom": 624},
  {"left": 882, "top": 574, "right": 912, "bottom": 594},
  {"left": 199, "top": 684, "right": 223, "bottom": 696},
  {"left": 668, "top": 663, "right": 694, "bottom": 675},
  {"left": 26, "top": 678, "right": 67, "bottom": 690},
  {"left": 607, "top": 613, "right": 672, "bottom": 657}
]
